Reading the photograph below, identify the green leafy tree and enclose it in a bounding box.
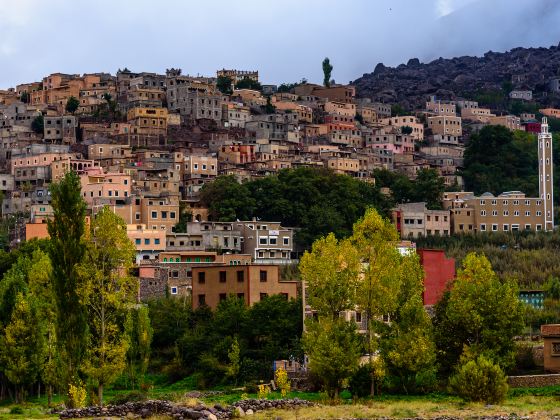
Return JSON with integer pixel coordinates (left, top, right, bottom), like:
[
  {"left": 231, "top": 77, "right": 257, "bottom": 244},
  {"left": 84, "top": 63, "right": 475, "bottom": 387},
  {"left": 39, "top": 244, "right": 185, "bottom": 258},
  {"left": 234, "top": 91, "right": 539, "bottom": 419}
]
[
  {"left": 31, "top": 115, "right": 44, "bottom": 134},
  {"left": 300, "top": 233, "right": 360, "bottom": 320},
  {"left": 322, "top": 57, "right": 333, "bottom": 88},
  {"left": 303, "top": 318, "right": 361, "bottom": 400},
  {"left": 0, "top": 293, "right": 45, "bottom": 402},
  {"left": 433, "top": 253, "right": 524, "bottom": 375},
  {"left": 48, "top": 171, "right": 88, "bottom": 395},
  {"left": 265, "top": 96, "right": 276, "bottom": 114},
  {"left": 125, "top": 305, "right": 153, "bottom": 389},
  {"left": 19, "top": 91, "right": 29, "bottom": 103},
  {"left": 226, "top": 336, "right": 241, "bottom": 385},
  {"left": 216, "top": 76, "right": 233, "bottom": 95},
  {"left": 65, "top": 96, "right": 80, "bottom": 114},
  {"left": 235, "top": 77, "right": 262, "bottom": 91},
  {"left": 79, "top": 206, "right": 137, "bottom": 405},
  {"left": 199, "top": 175, "right": 256, "bottom": 221},
  {"left": 415, "top": 168, "right": 445, "bottom": 210}
]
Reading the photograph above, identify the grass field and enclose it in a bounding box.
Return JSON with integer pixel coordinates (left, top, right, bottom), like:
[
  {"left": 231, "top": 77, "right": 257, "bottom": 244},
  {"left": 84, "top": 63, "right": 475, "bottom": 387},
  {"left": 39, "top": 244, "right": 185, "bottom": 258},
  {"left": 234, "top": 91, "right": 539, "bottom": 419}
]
[{"left": 2, "top": 382, "right": 560, "bottom": 419}]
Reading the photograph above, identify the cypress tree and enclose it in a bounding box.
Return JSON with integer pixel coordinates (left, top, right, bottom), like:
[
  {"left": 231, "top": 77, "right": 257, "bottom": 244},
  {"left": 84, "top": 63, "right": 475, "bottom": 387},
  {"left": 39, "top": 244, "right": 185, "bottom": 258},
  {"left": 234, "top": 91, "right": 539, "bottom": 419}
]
[{"left": 47, "top": 171, "right": 88, "bottom": 392}]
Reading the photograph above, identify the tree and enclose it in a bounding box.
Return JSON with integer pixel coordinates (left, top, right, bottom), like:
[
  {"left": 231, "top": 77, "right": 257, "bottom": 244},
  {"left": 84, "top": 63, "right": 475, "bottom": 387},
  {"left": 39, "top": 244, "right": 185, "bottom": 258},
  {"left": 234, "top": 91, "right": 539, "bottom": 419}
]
[
  {"left": 47, "top": 171, "right": 88, "bottom": 397},
  {"left": 199, "top": 175, "right": 256, "bottom": 221},
  {"left": 322, "top": 57, "right": 333, "bottom": 88},
  {"left": 415, "top": 168, "right": 445, "bottom": 210},
  {"left": 65, "top": 96, "right": 80, "bottom": 114},
  {"left": 0, "top": 293, "right": 45, "bottom": 403},
  {"left": 31, "top": 115, "right": 44, "bottom": 134},
  {"left": 226, "top": 336, "right": 241, "bottom": 385},
  {"left": 19, "top": 91, "right": 29, "bottom": 103},
  {"left": 235, "top": 77, "right": 262, "bottom": 91},
  {"left": 125, "top": 305, "right": 153, "bottom": 389},
  {"left": 216, "top": 76, "right": 233, "bottom": 95},
  {"left": 433, "top": 253, "right": 524, "bottom": 375},
  {"left": 303, "top": 318, "right": 361, "bottom": 399},
  {"left": 79, "top": 206, "right": 137, "bottom": 405},
  {"left": 265, "top": 96, "right": 276, "bottom": 114},
  {"left": 300, "top": 233, "right": 359, "bottom": 320}
]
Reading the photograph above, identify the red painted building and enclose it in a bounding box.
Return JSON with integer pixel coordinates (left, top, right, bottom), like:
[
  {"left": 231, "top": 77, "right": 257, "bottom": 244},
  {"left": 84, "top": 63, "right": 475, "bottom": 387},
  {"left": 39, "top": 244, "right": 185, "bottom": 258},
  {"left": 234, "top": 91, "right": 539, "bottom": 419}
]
[
  {"left": 523, "top": 122, "right": 541, "bottom": 134},
  {"left": 418, "top": 249, "right": 456, "bottom": 305}
]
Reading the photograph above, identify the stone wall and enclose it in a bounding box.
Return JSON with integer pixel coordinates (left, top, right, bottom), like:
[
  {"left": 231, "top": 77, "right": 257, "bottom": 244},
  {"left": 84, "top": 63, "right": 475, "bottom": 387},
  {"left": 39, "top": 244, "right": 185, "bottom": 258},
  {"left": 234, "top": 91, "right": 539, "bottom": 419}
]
[{"left": 508, "top": 374, "right": 560, "bottom": 388}]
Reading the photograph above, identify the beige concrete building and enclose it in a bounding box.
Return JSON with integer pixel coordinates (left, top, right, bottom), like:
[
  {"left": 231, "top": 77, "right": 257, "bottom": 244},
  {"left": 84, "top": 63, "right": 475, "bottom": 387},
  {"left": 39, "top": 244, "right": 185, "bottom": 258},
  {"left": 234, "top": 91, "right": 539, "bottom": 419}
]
[
  {"left": 191, "top": 264, "right": 297, "bottom": 310},
  {"left": 392, "top": 202, "right": 450, "bottom": 238},
  {"left": 428, "top": 116, "right": 462, "bottom": 136},
  {"left": 381, "top": 116, "right": 424, "bottom": 141},
  {"left": 426, "top": 99, "right": 456, "bottom": 116},
  {"left": 488, "top": 115, "right": 521, "bottom": 131}
]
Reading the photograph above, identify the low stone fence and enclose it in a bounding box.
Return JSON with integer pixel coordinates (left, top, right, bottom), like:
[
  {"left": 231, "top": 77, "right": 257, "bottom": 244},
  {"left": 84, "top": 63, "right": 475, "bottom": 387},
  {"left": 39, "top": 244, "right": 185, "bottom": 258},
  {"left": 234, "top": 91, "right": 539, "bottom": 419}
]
[{"left": 508, "top": 374, "right": 560, "bottom": 388}]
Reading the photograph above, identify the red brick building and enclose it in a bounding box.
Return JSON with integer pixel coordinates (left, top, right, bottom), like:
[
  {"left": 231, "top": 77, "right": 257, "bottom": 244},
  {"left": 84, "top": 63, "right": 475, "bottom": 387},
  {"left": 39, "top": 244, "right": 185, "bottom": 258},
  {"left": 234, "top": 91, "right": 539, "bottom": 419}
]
[{"left": 418, "top": 249, "right": 456, "bottom": 305}]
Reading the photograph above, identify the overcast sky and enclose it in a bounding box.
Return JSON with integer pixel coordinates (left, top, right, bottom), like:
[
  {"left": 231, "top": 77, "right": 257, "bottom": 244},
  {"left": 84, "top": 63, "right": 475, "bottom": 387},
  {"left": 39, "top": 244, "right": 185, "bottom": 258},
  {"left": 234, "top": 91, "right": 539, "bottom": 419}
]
[{"left": 1, "top": 0, "right": 560, "bottom": 89}]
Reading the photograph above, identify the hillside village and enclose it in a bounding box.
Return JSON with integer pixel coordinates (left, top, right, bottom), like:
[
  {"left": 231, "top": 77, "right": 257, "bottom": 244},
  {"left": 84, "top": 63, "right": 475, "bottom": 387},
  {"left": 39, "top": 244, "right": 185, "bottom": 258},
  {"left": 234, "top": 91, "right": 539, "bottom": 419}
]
[{"left": 2, "top": 47, "right": 560, "bottom": 417}]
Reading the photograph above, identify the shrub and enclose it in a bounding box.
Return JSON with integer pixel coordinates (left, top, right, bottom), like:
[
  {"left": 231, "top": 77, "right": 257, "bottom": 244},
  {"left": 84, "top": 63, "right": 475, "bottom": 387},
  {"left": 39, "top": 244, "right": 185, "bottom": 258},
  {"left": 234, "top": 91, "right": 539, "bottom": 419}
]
[
  {"left": 349, "top": 365, "right": 372, "bottom": 398},
  {"left": 68, "top": 381, "right": 87, "bottom": 408},
  {"left": 449, "top": 355, "right": 508, "bottom": 404},
  {"left": 275, "top": 367, "right": 291, "bottom": 397},
  {"left": 257, "top": 384, "right": 271, "bottom": 399}
]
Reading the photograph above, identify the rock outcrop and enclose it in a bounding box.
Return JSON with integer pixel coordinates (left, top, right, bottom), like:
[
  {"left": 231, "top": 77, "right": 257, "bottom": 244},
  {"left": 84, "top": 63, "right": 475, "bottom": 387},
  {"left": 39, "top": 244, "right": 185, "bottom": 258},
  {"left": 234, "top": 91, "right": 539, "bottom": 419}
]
[{"left": 352, "top": 45, "right": 560, "bottom": 110}]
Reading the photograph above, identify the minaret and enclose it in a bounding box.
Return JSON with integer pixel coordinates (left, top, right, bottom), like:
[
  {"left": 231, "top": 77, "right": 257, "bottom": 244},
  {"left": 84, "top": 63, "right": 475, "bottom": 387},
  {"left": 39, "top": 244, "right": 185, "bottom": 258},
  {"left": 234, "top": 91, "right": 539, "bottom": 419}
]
[{"left": 538, "top": 117, "right": 554, "bottom": 231}]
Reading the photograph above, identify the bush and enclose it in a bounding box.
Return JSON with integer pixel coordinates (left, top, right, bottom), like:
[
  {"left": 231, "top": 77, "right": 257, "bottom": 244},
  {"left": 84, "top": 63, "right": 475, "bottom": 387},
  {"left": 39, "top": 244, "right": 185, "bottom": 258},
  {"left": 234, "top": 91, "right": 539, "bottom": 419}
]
[
  {"left": 9, "top": 406, "right": 24, "bottom": 415},
  {"left": 110, "top": 390, "right": 147, "bottom": 405},
  {"left": 349, "top": 365, "right": 372, "bottom": 398},
  {"left": 449, "top": 355, "right": 508, "bottom": 404}
]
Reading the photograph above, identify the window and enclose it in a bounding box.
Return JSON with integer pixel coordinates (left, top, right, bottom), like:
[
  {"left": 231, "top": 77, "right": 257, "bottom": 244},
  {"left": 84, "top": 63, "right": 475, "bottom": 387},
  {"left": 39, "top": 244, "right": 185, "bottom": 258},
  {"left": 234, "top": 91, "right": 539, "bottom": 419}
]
[
  {"left": 258, "top": 251, "right": 264, "bottom": 258},
  {"left": 155, "top": 238, "right": 160, "bottom": 245},
  {"left": 503, "top": 224, "right": 509, "bottom": 231},
  {"left": 503, "top": 210, "right": 509, "bottom": 216},
  {"left": 514, "top": 211, "right": 519, "bottom": 216},
  {"left": 525, "top": 224, "right": 531, "bottom": 231},
  {"left": 144, "top": 238, "right": 150, "bottom": 245},
  {"left": 492, "top": 224, "right": 498, "bottom": 231},
  {"left": 172, "top": 271, "right": 179, "bottom": 278},
  {"left": 198, "top": 272, "right": 205, "bottom": 284},
  {"left": 219, "top": 293, "right": 227, "bottom": 302},
  {"left": 151, "top": 211, "right": 157, "bottom": 219},
  {"left": 237, "top": 293, "right": 245, "bottom": 300},
  {"left": 355, "top": 312, "right": 362, "bottom": 323},
  {"left": 525, "top": 211, "right": 531, "bottom": 216},
  {"left": 480, "top": 224, "right": 486, "bottom": 231},
  {"left": 492, "top": 210, "right": 498, "bottom": 216},
  {"left": 171, "top": 287, "right": 178, "bottom": 295},
  {"left": 237, "top": 270, "right": 244, "bottom": 282},
  {"left": 480, "top": 200, "right": 485, "bottom": 205},
  {"left": 260, "top": 270, "right": 268, "bottom": 282},
  {"left": 219, "top": 271, "right": 226, "bottom": 283},
  {"left": 512, "top": 224, "right": 520, "bottom": 231},
  {"left": 536, "top": 224, "right": 542, "bottom": 231},
  {"left": 259, "top": 237, "right": 268, "bottom": 245},
  {"left": 260, "top": 293, "right": 268, "bottom": 300},
  {"left": 480, "top": 210, "right": 486, "bottom": 216},
  {"left": 491, "top": 199, "right": 497, "bottom": 205},
  {"left": 269, "top": 237, "right": 277, "bottom": 245},
  {"left": 135, "top": 238, "right": 141, "bottom": 245},
  {"left": 198, "top": 294, "right": 206, "bottom": 305}
]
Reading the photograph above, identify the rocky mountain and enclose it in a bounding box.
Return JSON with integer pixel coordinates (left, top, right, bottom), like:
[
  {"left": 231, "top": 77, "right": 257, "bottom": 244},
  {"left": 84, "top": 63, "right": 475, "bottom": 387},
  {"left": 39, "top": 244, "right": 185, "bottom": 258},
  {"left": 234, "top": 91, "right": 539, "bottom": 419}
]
[{"left": 352, "top": 44, "right": 560, "bottom": 110}]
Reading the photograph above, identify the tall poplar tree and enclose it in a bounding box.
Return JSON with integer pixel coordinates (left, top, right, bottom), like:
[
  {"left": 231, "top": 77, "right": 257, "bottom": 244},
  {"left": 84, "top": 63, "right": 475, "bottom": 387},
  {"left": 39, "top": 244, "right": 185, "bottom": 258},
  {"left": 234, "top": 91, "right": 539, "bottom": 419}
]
[
  {"left": 79, "top": 206, "right": 137, "bottom": 405},
  {"left": 47, "top": 170, "right": 88, "bottom": 393}
]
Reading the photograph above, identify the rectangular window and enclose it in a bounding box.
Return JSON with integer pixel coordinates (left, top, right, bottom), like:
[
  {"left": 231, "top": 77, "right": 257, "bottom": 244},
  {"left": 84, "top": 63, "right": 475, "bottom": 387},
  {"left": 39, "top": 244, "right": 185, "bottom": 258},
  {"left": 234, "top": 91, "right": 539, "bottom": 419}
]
[
  {"left": 219, "top": 271, "right": 226, "bottom": 283},
  {"left": 151, "top": 211, "right": 157, "bottom": 219},
  {"left": 154, "top": 238, "right": 160, "bottom": 245},
  {"left": 135, "top": 238, "right": 141, "bottom": 245},
  {"left": 237, "top": 270, "right": 244, "bottom": 282},
  {"left": 260, "top": 270, "right": 268, "bottom": 282},
  {"left": 260, "top": 293, "right": 268, "bottom": 300},
  {"left": 237, "top": 293, "right": 244, "bottom": 300},
  {"left": 219, "top": 293, "right": 227, "bottom": 302},
  {"left": 144, "top": 238, "right": 150, "bottom": 245},
  {"left": 171, "top": 287, "right": 178, "bottom": 295},
  {"left": 269, "top": 237, "right": 277, "bottom": 245},
  {"left": 503, "top": 224, "right": 509, "bottom": 231},
  {"left": 198, "top": 272, "right": 206, "bottom": 284},
  {"left": 480, "top": 224, "right": 486, "bottom": 231},
  {"left": 259, "top": 237, "right": 268, "bottom": 245},
  {"left": 198, "top": 294, "right": 206, "bottom": 305},
  {"left": 492, "top": 224, "right": 498, "bottom": 231}
]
